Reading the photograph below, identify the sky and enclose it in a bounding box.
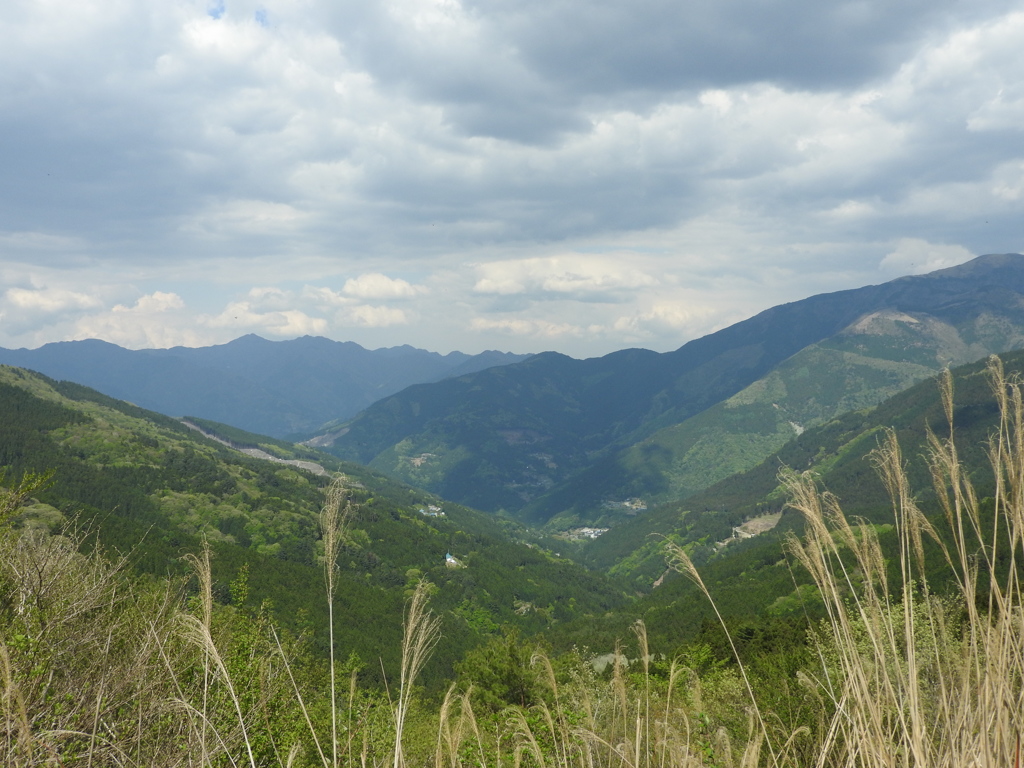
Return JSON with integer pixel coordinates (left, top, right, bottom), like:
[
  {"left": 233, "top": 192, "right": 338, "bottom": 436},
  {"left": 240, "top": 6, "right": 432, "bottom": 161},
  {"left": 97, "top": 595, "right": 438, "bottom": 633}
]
[{"left": 1, "top": 0, "right": 1022, "bottom": 358}]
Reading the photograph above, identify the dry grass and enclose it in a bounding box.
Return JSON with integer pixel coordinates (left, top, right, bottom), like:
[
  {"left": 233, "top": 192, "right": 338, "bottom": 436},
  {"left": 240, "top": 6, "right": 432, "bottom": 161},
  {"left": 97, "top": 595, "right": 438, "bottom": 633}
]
[
  {"left": 394, "top": 580, "right": 442, "bottom": 768},
  {"left": 0, "top": 520, "right": 188, "bottom": 766},
  {"left": 782, "top": 359, "right": 1024, "bottom": 766},
  {"left": 323, "top": 475, "right": 356, "bottom": 768}
]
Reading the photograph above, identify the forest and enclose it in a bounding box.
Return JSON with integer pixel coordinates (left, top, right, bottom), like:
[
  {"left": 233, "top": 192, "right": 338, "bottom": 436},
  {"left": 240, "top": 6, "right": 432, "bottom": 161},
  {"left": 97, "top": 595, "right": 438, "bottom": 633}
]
[{"left": 3, "top": 357, "right": 1024, "bottom": 765}]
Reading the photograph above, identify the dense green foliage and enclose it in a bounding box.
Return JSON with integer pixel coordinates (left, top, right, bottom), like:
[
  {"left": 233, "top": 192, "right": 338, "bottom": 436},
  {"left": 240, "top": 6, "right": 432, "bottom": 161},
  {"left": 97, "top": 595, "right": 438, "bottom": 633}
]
[
  {"left": 582, "top": 348, "right": 1018, "bottom": 592},
  {"left": 529, "top": 351, "right": 1020, "bottom": 669},
  {"left": 526, "top": 324, "right": 988, "bottom": 528},
  {"left": 7, "top": 368, "right": 1024, "bottom": 767},
  {"left": 7, "top": 325, "right": 1024, "bottom": 764},
  {"left": 0, "top": 365, "right": 626, "bottom": 689}
]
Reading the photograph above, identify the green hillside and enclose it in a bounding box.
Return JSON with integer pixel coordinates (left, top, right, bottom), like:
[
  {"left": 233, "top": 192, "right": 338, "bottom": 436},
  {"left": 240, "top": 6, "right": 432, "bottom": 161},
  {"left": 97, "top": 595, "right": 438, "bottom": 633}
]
[
  {"left": 527, "top": 307, "right": 1024, "bottom": 529},
  {"left": 578, "top": 349, "right": 1019, "bottom": 599},
  {"left": 0, "top": 365, "right": 626, "bottom": 687},
  {"left": 7, "top": 308, "right": 1024, "bottom": 766},
  {"left": 519, "top": 350, "right": 1023, "bottom": 671},
  {"left": 5, "top": 361, "right": 1022, "bottom": 767}
]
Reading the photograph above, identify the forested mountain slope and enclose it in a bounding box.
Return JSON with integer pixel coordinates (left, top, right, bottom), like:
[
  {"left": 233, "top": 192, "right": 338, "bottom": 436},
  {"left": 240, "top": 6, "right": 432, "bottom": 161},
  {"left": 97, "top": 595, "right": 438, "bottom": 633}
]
[
  {"left": 532, "top": 349, "right": 1024, "bottom": 661},
  {"left": 318, "top": 254, "right": 1024, "bottom": 521},
  {"left": 582, "top": 349, "right": 1022, "bottom": 596},
  {"left": 526, "top": 304, "right": 1024, "bottom": 528},
  {"left": 0, "top": 366, "right": 623, "bottom": 686}
]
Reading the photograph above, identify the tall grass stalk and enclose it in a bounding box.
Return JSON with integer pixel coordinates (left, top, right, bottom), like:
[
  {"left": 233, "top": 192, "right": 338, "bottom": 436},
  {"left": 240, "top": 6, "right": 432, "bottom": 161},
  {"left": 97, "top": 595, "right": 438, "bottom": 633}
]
[
  {"left": 322, "top": 475, "right": 354, "bottom": 768},
  {"left": 272, "top": 624, "right": 331, "bottom": 767},
  {"left": 655, "top": 358, "right": 1024, "bottom": 766},
  {"left": 394, "top": 579, "right": 441, "bottom": 768},
  {"left": 163, "top": 474, "right": 368, "bottom": 768},
  {"left": 435, "top": 684, "right": 488, "bottom": 768},
  {"left": 0, "top": 509, "right": 181, "bottom": 767},
  {"left": 180, "top": 543, "right": 260, "bottom": 768},
  {"left": 0, "top": 639, "right": 33, "bottom": 763},
  {"left": 769, "top": 359, "right": 1024, "bottom": 765},
  {"left": 182, "top": 543, "right": 216, "bottom": 762},
  {"left": 664, "top": 542, "right": 776, "bottom": 766}
]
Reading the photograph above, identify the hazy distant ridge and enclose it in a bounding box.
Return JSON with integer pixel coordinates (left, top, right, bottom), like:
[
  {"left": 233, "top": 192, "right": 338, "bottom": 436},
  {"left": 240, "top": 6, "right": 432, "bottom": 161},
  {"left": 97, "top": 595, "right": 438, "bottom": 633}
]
[{"left": 0, "top": 335, "right": 531, "bottom": 438}]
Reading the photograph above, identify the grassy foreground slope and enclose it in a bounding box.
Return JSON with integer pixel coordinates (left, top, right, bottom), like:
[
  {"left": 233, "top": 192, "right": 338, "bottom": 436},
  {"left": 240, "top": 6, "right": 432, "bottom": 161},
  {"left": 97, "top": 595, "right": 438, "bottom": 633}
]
[{"left": 0, "top": 365, "right": 625, "bottom": 686}]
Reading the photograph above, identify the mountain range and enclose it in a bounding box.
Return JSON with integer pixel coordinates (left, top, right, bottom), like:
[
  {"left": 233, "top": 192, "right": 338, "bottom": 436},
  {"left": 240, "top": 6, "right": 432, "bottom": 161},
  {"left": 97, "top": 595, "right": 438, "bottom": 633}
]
[
  {"left": 8, "top": 258, "right": 1024, "bottom": 680},
  {"left": 315, "top": 253, "right": 1024, "bottom": 525},
  {"left": 6, "top": 314, "right": 1022, "bottom": 654},
  {"left": 0, "top": 335, "right": 530, "bottom": 438},
  {"left": 6, "top": 254, "right": 1024, "bottom": 539}
]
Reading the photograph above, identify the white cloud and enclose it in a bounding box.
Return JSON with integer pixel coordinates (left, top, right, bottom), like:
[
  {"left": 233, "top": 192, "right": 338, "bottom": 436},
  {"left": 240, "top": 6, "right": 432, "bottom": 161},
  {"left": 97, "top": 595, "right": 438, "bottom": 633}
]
[
  {"left": 182, "top": 200, "right": 310, "bottom": 237},
  {"left": 199, "top": 286, "right": 412, "bottom": 336},
  {"left": 206, "top": 301, "right": 328, "bottom": 337},
  {"left": 342, "top": 273, "right": 427, "bottom": 299},
  {"left": 341, "top": 304, "right": 410, "bottom": 327},
  {"left": 182, "top": 13, "right": 268, "bottom": 62},
  {"left": 612, "top": 304, "right": 718, "bottom": 336},
  {"left": 126, "top": 291, "right": 186, "bottom": 312},
  {"left": 71, "top": 292, "right": 208, "bottom": 349},
  {"left": 969, "top": 95, "right": 1024, "bottom": 133},
  {"left": 473, "top": 256, "right": 656, "bottom": 298},
  {"left": 879, "top": 239, "right": 975, "bottom": 275},
  {"left": 0, "top": 285, "right": 106, "bottom": 339},
  {"left": 239, "top": 287, "right": 296, "bottom": 311},
  {"left": 231, "top": 282, "right": 421, "bottom": 329},
  {"left": 5, "top": 287, "right": 102, "bottom": 313},
  {"left": 0, "top": 0, "right": 1022, "bottom": 358},
  {"left": 301, "top": 286, "right": 351, "bottom": 307},
  {"left": 992, "top": 161, "right": 1024, "bottom": 202},
  {"left": 470, "top": 317, "right": 582, "bottom": 338}
]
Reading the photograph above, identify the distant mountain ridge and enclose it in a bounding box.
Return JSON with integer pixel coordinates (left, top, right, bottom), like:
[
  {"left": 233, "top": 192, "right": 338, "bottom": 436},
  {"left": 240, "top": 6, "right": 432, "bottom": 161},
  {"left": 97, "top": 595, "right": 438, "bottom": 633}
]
[
  {"left": 0, "top": 335, "right": 531, "bottom": 438},
  {"left": 316, "top": 253, "right": 1024, "bottom": 522}
]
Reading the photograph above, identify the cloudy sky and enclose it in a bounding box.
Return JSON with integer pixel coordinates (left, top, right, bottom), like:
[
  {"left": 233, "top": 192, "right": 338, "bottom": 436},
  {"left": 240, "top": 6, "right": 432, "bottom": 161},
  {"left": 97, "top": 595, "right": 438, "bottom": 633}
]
[{"left": 1, "top": 0, "right": 1021, "bottom": 358}]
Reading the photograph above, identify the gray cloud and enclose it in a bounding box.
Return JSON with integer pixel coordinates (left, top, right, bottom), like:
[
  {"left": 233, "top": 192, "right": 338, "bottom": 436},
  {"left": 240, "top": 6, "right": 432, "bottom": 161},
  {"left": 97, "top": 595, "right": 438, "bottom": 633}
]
[
  {"left": 0, "top": 0, "right": 1020, "bottom": 357},
  {"left": 498, "top": 0, "right": 984, "bottom": 90},
  {"left": 332, "top": 0, "right": 1017, "bottom": 141}
]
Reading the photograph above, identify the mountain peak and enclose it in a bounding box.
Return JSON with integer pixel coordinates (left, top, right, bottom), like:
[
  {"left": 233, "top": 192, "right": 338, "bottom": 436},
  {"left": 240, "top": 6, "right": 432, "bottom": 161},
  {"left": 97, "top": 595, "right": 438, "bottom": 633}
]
[
  {"left": 910, "top": 252, "right": 1024, "bottom": 280},
  {"left": 224, "top": 333, "right": 271, "bottom": 346}
]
